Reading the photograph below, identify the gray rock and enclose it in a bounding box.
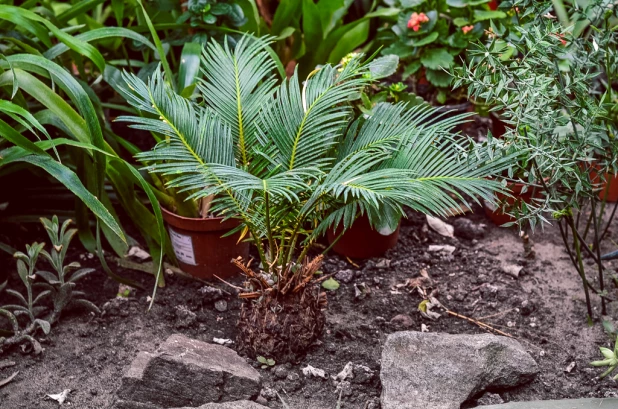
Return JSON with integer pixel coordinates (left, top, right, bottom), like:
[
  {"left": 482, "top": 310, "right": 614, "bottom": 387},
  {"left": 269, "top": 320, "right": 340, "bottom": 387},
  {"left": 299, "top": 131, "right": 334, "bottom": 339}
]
[
  {"left": 117, "top": 334, "right": 261, "bottom": 408},
  {"left": 389, "top": 314, "right": 414, "bottom": 328},
  {"left": 380, "top": 331, "right": 538, "bottom": 409},
  {"left": 175, "top": 305, "right": 197, "bottom": 329},
  {"left": 335, "top": 269, "right": 356, "bottom": 284},
  {"left": 452, "top": 218, "right": 487, "bottom": 240},
  {"left": 214, "top": 300, "right": 228, "bottom": 312},
  {"left": 273, "top": 365, "right": 289, "bottom": 380},
  {"left": 477, "top": 392, "right": 504, "bottom": 406},
  {"left": 477, "top": 398, "right": 618, "bottom": 408},
  {"left": 199, "top": 286, "right": 223, "bottom": 303}
]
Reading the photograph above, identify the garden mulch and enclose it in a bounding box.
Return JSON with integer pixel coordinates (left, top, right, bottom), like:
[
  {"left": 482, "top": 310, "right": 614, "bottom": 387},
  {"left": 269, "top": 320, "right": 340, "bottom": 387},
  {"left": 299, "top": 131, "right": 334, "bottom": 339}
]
[{"left": 1, "top": 205, "right": 617, "bottom": 409}]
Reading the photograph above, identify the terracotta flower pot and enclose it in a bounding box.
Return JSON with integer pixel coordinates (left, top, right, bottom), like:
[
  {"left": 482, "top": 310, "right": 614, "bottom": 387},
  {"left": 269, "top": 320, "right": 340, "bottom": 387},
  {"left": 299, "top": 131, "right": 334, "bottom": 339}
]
[
  {"left": 161, "top": 207, "right": 249, "bottom": 279},
  {"left": 590, "top": 168, "right": 618, "bottom": 202},
  {"left": 483, "top": 182, "right": 542, "bottom": 226},
  {"left": 327, "top": 215, "right": 400, "bottom": 259}
]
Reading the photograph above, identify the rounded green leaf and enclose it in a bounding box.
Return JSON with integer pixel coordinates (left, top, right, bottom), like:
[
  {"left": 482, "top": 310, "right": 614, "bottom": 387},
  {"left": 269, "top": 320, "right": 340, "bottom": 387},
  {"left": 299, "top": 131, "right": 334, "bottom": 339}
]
[
  {"left": 420, "top": 48, "right": 454, "bottom": 70},
  {"left": 322, "top": 277, "right": 340, "bottom": 291}
]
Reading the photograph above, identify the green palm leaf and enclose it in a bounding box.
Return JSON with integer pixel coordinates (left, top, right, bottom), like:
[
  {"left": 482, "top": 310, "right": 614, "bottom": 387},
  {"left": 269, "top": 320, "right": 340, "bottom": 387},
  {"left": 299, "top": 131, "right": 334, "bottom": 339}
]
[{"left": 199, "top": 36, "right": 278, "bottom": 169}]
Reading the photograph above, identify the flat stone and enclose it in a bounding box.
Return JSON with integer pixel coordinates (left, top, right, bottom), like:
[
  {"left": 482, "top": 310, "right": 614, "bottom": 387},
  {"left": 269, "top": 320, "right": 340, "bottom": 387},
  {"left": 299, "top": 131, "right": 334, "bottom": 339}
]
[
  {"left": 116, "top": 334, "right": 261, "bottom": 408},
  {"left": 114, "top": 401, "right": 269, "bottom": 409},
  {"left": 183, "top": 401, "right": 269, "bottom": 409},
  {"left": 380, "top": 332, "right": 538, "bottom": 409},
  {"left": 478, "top": 398, "right": 618, "bottom": 408}
]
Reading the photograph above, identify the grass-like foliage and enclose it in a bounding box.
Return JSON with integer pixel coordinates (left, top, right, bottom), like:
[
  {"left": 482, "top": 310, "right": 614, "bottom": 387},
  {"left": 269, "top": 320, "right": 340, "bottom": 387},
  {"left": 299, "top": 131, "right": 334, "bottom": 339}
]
[{"left": 118, "top": 34, "right": 514, "bottom": 293}]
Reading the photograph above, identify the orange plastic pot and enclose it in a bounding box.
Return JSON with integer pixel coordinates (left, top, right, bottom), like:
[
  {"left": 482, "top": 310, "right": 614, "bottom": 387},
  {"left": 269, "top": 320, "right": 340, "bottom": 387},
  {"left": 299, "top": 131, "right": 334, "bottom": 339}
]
[
  {"left": 483, "top": 182, "right": 541, "bottom": 226},
  {"left": 590, "top": 168, "right": 618, "bottom": 202},
  {"left": 161, "top": 207, "right": 249, "bottom": 280},
  {"left": 327, "top": 215, "right": 400, "bottom": 259}
]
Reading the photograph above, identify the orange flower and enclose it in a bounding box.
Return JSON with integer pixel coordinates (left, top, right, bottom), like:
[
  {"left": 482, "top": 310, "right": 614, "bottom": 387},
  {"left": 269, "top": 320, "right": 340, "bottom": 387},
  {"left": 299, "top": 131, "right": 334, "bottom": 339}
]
[
  {"left": 552, "top": 33, "right": 567, "bottom": 46},
  {"left": 407, "top": 12, "right": 429, "bottom": 32},
  {"left": 462, "top": 25, "right": 474, "bottom": 34}
]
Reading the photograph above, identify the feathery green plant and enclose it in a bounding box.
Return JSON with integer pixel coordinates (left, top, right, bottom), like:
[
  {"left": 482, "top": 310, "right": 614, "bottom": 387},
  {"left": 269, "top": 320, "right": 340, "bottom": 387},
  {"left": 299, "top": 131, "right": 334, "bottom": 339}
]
[{"left": 118, "top": 34, "right": 515, "bottom": 290}]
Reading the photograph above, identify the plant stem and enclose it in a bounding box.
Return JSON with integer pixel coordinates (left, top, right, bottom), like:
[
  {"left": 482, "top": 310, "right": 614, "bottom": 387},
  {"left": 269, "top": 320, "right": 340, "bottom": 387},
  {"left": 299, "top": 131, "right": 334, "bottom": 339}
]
[
  {"left": 567, "top": 215, "right": 594, "bottom": 322},
  {"left": 557, "top": 219, "right": 610, "bottom": 299},
  {"left": 264, "top": 190, "right": 275, "bottom": 274},
  {"left": 600, "top": 200, "right": 618, "bottom": 241},
  {"left": 321, "top": 229, "right": 346, "bottom": 256},
  {"left": 591, "top": 198, "right": 606, "bottom": 315}
]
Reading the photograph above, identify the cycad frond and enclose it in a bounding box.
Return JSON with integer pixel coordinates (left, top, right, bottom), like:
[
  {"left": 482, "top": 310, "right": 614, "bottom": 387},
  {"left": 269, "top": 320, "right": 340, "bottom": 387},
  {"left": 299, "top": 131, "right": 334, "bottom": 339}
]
[
  {"left": 199, "top": 36, "right": 278, "bottom": 169},
  {"left": 257, "top": 56, "right": 372, "bottom": 172},
  {"left": 119, "top": 69, "right": 235, "bottom": 168}
]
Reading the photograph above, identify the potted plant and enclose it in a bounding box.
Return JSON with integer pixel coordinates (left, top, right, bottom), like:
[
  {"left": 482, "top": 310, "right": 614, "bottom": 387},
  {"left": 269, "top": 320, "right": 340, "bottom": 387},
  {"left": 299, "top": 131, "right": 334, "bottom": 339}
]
[
  {"left": 119, "top": 34, "right": 513, "bottom": 361},
  {"left": 455, "top": 0, "right": 618, "bottom": 323}
]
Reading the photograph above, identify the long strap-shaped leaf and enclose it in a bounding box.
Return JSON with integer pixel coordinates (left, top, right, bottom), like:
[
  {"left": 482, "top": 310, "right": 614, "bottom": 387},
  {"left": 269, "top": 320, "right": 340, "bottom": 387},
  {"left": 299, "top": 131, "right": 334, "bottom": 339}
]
[
  {"left": 0, "top": 149, "right": 123, "bottom": 241},
  {"left": 0, "top": 6, "right": 105, "bottom": 72},
  {"left": 44, "top": 27, "right": 156, "bottom": 60}
]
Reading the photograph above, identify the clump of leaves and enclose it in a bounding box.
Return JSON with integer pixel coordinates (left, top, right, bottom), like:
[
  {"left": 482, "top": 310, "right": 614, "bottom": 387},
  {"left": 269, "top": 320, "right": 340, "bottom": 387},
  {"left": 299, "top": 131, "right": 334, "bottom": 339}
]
[
  {"left": 590, "top": 337, "right": 618, "bottom": 380},
  {"left": 257, "top": 356, "right": 275, "bottom": 369},
  {"left": 0, "top": 216, "right": 99, "bottom": 355},
  {"left": 377, "top": 0, "right": 514, "bottom": 103},
  {"left": 37, "top": 216, "right": 99, "bottom": 316},
  {"left": 179, "top": 0, "right": 246, "bottom": 28}
]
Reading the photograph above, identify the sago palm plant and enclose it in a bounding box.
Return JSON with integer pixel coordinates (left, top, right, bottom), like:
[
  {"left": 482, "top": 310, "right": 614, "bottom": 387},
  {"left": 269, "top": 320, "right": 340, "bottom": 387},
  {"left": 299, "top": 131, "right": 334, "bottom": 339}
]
[{"left": 118, "top": 34, "right": 515, "bottom": 362}]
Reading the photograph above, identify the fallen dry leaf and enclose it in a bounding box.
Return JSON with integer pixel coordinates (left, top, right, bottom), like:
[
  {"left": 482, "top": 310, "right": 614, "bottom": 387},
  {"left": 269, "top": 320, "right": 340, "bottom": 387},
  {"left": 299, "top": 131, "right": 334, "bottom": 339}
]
[
  {"left": 426, "top": 215, "right": 454, "bottom": 237},
  {"left": 47, "top": 389, "right": 71, "bottom": 404}
]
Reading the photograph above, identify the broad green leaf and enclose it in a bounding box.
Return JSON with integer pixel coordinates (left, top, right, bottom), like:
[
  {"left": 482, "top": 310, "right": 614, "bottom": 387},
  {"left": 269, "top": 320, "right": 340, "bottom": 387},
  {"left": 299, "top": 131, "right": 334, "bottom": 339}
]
[
  {"left": 367, "top": 55, "right": 399, "bottom": 79},
  {"left": 420, "top": 48, "right": 454, "bottom": 70},
  {"left": 271, "top": 0, "right": 302, "bottom": 35},
  {"left": 178, "top": 42, "right": 203, "bottom": 91},
  {"left": 401, "top": 0, "right": 428, "bottom": 6},
  {"left": 453, "top": 17, "right": 470, "bottom": 27},
  {"left": 276, "top": 26, "right": 295, "bottom": 40},
  {"left": 318, "top": 0, "right": 353, "bottom": 37},
  {"left": 425, "top": 68, "right": 452, "bottom": 87},
  {"left": 407, "top": 31, "right": 439, "bottom": 47},
  {"left": 402, "top": 60, "right": 422, "bottom": 79},
  {"left": 327, "top": 20, "right": 369, "bottom": 64},
  {"left": 473, "top": 10, "right": 507, "bottom": 22}
]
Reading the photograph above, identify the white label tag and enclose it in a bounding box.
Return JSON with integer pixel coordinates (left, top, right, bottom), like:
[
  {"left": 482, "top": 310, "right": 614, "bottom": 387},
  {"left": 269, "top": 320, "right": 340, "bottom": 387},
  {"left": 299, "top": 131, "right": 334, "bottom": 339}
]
[{"left": 168, "top": 228, "right": 197, "bottom": 265}]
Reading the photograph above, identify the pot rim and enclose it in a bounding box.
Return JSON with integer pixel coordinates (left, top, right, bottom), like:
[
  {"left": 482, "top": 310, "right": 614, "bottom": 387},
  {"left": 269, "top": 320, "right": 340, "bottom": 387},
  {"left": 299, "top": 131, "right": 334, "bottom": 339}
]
[{"left": 160, "top": 206, "right": 240, "bottom": 232}]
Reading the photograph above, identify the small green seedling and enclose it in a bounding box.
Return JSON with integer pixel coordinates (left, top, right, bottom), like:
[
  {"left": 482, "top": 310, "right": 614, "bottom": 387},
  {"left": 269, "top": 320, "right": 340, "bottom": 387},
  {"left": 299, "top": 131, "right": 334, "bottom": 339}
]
[
  {"left": 590, "top": 337, "right": 618, "bottom": 380},
  {"left": 321, "top": 278, "right": 340, "bottom": 291},
  {"left": 257, "top": 356, "right": 275, "bottom": 369}
]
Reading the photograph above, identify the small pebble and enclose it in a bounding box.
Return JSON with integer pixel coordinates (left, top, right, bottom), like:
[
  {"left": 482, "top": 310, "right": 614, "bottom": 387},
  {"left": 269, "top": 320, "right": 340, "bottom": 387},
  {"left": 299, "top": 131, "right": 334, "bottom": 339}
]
[{"left": 214, "top": 300, "right": 228, "bottom": 312}]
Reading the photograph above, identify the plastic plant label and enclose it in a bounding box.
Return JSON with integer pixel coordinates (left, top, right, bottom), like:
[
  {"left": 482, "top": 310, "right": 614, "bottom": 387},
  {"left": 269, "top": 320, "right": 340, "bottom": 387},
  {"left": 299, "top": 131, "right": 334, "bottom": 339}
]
[{"left": 168, "top": 228, "right": 197, "bottom": 265}]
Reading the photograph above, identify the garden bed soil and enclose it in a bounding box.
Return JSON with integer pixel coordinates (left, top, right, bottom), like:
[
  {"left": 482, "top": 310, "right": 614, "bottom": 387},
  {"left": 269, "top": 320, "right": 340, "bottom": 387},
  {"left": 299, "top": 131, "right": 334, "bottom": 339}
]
[{"left": 1, "top": 206, "right": 617, "bottom": 409}]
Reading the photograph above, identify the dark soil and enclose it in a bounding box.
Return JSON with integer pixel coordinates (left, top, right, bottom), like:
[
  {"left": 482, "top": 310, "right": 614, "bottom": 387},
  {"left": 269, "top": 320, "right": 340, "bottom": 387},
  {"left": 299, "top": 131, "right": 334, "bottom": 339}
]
[{"left": 1, "top": 202, "right": 618, "bottom": 409}]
